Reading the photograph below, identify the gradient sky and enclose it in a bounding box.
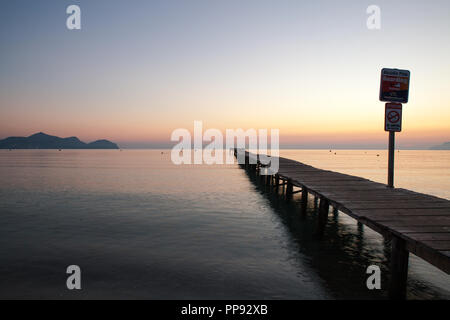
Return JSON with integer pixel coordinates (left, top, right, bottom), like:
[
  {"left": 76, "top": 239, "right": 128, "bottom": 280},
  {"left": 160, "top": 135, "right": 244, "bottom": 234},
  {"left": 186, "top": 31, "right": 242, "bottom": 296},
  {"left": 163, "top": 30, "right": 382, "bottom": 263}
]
[{"left": 1, "top": 0, "right": 449, "bottom": 148}]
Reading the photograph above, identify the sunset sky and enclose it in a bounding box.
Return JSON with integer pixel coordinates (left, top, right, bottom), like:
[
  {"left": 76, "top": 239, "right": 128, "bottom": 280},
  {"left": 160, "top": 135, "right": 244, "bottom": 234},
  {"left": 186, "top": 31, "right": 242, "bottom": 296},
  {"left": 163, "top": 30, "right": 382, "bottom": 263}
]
[{"left": 1, "top": 0, "right": 449, "bottom": 148}]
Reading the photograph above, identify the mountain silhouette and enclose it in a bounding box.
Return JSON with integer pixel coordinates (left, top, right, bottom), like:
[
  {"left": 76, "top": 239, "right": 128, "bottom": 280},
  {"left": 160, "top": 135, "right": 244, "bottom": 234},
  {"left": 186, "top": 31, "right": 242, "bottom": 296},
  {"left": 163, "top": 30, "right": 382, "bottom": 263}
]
[
  {"left": 430, "top": 142, "right": 450, "bottom": 150},
  {"left": 0, "top": 132, "right": 119, "bottom": 149}
]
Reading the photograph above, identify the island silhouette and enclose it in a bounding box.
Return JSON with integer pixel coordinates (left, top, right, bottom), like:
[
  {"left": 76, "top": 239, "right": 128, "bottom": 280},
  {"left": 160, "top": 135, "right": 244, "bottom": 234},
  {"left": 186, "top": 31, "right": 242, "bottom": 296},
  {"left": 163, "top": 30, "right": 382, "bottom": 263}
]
[
  {"left": 430, "top": 142, "right": 450, "bottom": 150},
  {"left": 0, "top": 132, "right": 119, "bottom": 149}
]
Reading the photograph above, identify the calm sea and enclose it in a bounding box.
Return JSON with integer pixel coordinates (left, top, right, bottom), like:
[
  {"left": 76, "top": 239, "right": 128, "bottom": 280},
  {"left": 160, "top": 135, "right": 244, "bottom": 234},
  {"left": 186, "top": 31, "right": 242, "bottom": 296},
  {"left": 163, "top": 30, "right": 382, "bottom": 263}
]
[{"left": 0, "top": 149, "right": 448, "bottom": 299}]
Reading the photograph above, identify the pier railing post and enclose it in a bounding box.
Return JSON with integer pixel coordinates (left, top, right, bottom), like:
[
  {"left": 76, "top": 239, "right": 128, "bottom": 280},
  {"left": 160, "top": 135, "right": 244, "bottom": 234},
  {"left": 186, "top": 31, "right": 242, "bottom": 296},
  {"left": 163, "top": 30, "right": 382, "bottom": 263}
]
[{"left": 389, "top": 236, "right": 409, "bottom": 300}]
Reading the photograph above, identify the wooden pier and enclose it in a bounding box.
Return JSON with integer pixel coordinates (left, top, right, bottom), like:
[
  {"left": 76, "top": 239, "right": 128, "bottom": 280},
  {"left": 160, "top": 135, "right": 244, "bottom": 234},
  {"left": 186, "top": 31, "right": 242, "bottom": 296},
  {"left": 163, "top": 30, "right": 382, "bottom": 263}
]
[{"left": 234, "top": 149, "right": 450, "bottom": 300}]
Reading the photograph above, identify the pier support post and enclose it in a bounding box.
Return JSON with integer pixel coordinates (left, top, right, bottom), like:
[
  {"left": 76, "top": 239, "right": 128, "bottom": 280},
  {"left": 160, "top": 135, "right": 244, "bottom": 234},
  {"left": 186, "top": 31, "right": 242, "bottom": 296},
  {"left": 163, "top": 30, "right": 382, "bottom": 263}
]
[
  {"left": 317, "top": 198, "right": 329, "bottom": 237},
  {"left": 301, "top": 188, "right": 308, "bottom": 216},
  {"left": 259, "top": 167, "right": 265, "bottom": 184},
  {"left": 332, "top": 206, "right": 339, "bottom": 222},
  {"left": 286, "top": 180, "right": 293, "bottom": 201},
  {"left": 314, "top": 196, "right": 319, "bottom": 211},
  {"left": 389, "top": 236, "right": 409, "bottom": 300}
]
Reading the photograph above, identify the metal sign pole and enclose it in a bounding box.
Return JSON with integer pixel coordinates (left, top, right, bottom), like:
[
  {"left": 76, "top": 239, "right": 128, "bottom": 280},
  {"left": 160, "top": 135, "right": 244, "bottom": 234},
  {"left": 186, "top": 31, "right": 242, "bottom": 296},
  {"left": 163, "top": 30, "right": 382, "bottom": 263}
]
[{"left": 388, "top": 131, "right": 395, "bottom": 188}]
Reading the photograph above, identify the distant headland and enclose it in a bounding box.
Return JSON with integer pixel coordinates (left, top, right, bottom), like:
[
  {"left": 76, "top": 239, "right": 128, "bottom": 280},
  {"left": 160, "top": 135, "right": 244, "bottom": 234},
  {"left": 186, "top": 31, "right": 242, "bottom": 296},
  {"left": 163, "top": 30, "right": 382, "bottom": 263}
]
[
  {"left": 0, "top": 132, "right": 119, "bottom": 149},
  {"left": 429, "top": 142, "right": 450, "bottom": 150}
]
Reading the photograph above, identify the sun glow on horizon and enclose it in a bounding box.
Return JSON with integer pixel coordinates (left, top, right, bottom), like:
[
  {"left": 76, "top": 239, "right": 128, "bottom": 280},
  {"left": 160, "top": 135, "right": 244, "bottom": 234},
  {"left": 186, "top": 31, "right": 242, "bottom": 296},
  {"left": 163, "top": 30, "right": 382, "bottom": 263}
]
[{"left": 1, "top": 1, "right": 449, "bottom": 148}]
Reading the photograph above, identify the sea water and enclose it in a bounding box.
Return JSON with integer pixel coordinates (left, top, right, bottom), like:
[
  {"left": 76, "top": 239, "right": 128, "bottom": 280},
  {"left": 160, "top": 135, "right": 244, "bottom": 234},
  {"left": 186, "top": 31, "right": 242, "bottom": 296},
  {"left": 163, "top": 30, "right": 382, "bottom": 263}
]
[{"left": 0, "top": 149, "right": 448, "bottom": 299}]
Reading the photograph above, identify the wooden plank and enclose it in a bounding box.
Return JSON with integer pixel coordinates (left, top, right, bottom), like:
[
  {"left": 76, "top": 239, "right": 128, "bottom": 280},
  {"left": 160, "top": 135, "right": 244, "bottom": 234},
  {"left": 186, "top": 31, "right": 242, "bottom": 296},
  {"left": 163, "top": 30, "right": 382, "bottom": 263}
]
[
  {"left": 367, "top": 216, "right": 450, "bottom": 223},
  {"left": 421, "top": 241, "right": 450, "bottom": 251},
  {"left": 388, "top": 226, "right": 450, "bottom": 233},
  {"left": 353, "top": 208, "right": 450, "bottom": 217},
  {"left": 404, "top": 233, "right": 450, "bottom": 241},
  {"left": 379, "top": 218, "right": 450, "bottom": 227},
  {"left": 344, "top": 201, "right": 450, "bottom": 209}
]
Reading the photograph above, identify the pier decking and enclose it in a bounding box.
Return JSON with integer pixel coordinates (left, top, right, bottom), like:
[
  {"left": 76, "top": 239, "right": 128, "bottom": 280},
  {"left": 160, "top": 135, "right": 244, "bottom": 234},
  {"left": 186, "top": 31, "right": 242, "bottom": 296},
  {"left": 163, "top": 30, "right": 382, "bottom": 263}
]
[{"left": 234, "top": 149, "right": 450, "bottom": 299}]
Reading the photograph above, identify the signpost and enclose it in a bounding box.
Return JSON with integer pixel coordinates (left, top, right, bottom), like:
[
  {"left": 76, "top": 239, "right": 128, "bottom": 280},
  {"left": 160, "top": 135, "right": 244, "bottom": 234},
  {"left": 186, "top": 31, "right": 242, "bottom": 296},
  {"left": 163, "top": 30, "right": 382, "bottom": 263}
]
[{"left": 380, "top": 69, "right": 410, "bottom": 188}]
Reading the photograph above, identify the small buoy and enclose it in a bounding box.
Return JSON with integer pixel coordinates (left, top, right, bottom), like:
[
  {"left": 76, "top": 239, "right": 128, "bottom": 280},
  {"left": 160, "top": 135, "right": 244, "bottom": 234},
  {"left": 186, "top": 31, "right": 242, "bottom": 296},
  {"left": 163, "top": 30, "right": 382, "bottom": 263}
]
[
  {"left": 334, "top": 152, "right": 337, "bottom": 155},
  {"left": 377, "top": 154, "right": 380, "bottom": 157}
]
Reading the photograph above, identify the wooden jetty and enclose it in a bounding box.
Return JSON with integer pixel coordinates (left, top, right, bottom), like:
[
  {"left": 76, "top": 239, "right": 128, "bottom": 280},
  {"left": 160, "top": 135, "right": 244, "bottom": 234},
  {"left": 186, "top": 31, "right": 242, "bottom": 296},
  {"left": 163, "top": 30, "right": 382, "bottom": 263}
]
[{"left": 234, "top": 149, "right": 450, "bottom": 300}]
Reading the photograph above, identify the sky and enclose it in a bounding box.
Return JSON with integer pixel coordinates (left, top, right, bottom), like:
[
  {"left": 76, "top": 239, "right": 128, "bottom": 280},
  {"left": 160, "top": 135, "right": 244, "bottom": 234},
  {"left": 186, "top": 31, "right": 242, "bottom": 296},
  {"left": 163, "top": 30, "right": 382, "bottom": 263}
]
[{"left": 0, "top": 0, "right": 449, "bottom": 149}]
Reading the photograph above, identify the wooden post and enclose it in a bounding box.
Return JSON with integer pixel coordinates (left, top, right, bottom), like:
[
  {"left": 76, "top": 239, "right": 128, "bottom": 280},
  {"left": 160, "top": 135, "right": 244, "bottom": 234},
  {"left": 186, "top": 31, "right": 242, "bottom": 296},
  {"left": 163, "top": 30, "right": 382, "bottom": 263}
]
[
  {"left": 286, "top": 180, "right": 293, "bottom": 201},
  {"left": 301, "top": 187, "right": 308, "bottom": 216},
  {"left": 317, "top": 198, "right": 329, "bottom": 237},
  {"left": 266, "top": 174, "right": 271, "bottom": 187},
  {"left": 332, "top": 207, "right": 339, "bottom": 222},
  {"left": 314, "top": 196, "right": 319, "bottom": 211},
  {"left": 259, "top": 167, "right": 265, "bottom": 184},
  {"left": 275, "top": 174, "right": 280, "bottom": 191},
  {"left": 357, "top": 222, "right": 364, "bottom": 237},
  {"left": 389, "top": 236, "right": 409, "bottom": 300}
]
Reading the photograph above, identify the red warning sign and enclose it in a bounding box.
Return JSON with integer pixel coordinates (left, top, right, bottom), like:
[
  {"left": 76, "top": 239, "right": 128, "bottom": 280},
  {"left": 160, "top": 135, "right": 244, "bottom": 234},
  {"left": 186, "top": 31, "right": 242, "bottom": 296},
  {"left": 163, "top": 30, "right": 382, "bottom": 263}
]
[
  {"left": 380, "top": 68, "right": 410, "bottom": 103},
  {"left": 385, "top": 103, "right": 402, "bottom": 132}
]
